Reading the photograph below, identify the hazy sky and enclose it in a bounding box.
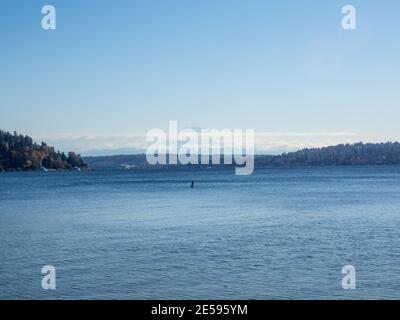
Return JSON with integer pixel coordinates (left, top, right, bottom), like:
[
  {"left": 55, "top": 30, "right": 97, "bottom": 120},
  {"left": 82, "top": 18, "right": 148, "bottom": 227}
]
[{"left": 1, "top": 0, "right": 399, "bottom": 153}]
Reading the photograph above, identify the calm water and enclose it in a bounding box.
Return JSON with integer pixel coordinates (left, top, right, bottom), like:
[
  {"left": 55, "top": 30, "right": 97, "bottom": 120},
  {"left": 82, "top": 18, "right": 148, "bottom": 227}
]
[{"left": 1, "top": 166, "right": 400, "bottom": 300}]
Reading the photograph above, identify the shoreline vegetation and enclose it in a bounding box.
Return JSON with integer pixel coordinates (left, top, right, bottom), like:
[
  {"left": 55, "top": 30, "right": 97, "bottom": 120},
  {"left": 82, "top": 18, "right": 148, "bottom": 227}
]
[
  {"left": 0, "top": 130, "right": 87, "bottom": 172},
  {"left": 3, "top": 129, "right": 400, "bottom": 172}
]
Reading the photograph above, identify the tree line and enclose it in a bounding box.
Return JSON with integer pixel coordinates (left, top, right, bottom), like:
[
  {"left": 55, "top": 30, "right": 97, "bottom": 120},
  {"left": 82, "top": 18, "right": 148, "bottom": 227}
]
[
  {"left": 0, "top": 130, "right": 87, "bottom": 171},
  {"left": 256, "top": 142, "right": 400, "bottom": 166}
]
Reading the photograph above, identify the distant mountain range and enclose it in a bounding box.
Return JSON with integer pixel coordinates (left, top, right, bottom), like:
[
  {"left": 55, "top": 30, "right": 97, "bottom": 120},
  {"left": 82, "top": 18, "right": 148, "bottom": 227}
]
[
  {"left": 79, "top": 148, "right": 146, "bottom": 157},
  {"left": 84, "top": 142, "right": 400, "bottom": 170},
  {"left": 0, "top": 130, "right": 87, "bottom": 171}
]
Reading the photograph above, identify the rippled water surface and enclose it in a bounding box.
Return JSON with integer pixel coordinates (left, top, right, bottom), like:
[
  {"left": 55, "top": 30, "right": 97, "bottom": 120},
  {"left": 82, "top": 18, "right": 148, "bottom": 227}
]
[{"left": 1, "top": 166, "right": 400, "bottom": 299}]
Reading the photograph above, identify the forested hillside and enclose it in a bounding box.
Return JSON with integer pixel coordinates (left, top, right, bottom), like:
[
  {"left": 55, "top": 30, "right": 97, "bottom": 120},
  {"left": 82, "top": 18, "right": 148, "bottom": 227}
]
[
  {"left": 0, "top": 130, "right": 87, "bottom": 171},
  {"left": 258, "top": 142, "right": 400, "bottom": 166}
]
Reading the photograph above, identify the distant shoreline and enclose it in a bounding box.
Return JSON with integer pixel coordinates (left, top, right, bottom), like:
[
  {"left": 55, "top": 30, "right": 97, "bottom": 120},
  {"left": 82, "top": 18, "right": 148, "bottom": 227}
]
[
  {"left": 83, "top": 142, "right": 400, "bottom": 171},
  {"left": 3, "top": 130, "right": 400, "bottom": 172}
]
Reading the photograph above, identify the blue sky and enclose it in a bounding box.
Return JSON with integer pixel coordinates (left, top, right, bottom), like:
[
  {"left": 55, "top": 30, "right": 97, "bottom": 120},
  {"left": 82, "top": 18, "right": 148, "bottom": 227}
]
[{"left": 1, "top": 0, "right": 399, "bottom": 154}]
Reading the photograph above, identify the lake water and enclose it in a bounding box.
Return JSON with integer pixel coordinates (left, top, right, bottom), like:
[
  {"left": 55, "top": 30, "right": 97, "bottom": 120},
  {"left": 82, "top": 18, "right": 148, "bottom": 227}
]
[{"left": 1, "top": 166, "right": 400, "bottom": 299}]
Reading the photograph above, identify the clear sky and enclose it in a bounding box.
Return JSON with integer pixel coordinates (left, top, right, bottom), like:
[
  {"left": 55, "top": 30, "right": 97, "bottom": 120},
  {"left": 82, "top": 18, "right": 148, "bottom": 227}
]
[{"left": 1, "top": 0, "right": 399, "bottom": 154}]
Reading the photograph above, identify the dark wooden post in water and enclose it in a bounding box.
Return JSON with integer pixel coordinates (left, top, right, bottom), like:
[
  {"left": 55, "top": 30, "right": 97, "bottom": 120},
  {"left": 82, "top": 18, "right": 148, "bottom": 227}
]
[{"left": 190, "top": 181, "right": 194, "bottom": 188}]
